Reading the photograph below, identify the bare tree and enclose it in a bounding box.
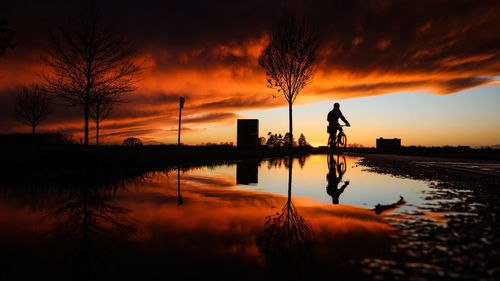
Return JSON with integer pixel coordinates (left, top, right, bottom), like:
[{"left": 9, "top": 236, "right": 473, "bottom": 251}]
[
  {"left": 15, "top": 84, "right": 53, "bottom": 135},
  {"left": 90, "top": 97, "right": 113, "bottom": 146},
  {"left": 44, "top": 2, "right": 142, "bottom": 145},
  {"left": 0, "top": 18, "right": 15, "bottom": 57},
  {"left": 259, "top": 12, "right": 319, "bottom": 148}
]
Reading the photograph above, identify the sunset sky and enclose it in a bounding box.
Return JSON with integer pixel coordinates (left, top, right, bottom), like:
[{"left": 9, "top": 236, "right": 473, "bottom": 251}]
[{"left": 1, "top": 0, "right": 499, "bottom": 147}]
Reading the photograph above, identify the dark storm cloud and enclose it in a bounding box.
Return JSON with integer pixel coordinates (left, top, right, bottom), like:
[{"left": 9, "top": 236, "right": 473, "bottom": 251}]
[
  {"left": 100, "top": 128, "right": 162, "bottom": 138},
  {"left": 3, "top": 0, "right": 499, "bottom": 75},
  {"left": 310, "top": 0, "right": 500, "bottom": 76},
  {"left": 183, "top": 112, "right": 239, "bottom": 124},
  {"left": 104, "top": 0, "right": 500, "bottom": 77},
  {"left": 1, "top": 0, "right": 499, "bottom": 141},
  {"left": 199, "top": 96, "right": 276, "bottom": 110},
  {"left": 316, "top": 76, "right": 494, "bottom": 96},
  {"left": 318, "top": 81, "right": 425, "bottom": 95},
  {"left": 0, "top": 89, "right": 17, "bottom": 132},
  {"left": 437, "top": 77, "right": 494, "bottom": 94}
]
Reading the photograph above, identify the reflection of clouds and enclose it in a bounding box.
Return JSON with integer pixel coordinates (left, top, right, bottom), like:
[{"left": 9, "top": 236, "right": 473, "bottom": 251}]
[
  {"left": 0, "top": 165, "right": 396, "bottom": 279},
  {"left": 117, "top": 164, "right": 395, "bottom": 276},
  {"left": 181, "top": 174, "right": 235, "bottom": 187}
]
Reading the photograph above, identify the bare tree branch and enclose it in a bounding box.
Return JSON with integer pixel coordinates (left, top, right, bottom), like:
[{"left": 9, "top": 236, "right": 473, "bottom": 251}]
[
  {"left": 90, "top": 96, "right": 113, "bottom": 146},
  {"left": 259, "top": 12, "right": 319, "bottom": 148},
  {"left": 44, "top": 2, "right": 143, "bottom": 145}
]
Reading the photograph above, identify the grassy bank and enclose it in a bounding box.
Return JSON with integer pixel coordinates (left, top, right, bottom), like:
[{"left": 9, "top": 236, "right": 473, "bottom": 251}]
[
  {"left": 311, "top": 146, "right": 500, "bottom": 161},
  {"left": 0, "top": 143, "right": 313, "bottom": 186}
]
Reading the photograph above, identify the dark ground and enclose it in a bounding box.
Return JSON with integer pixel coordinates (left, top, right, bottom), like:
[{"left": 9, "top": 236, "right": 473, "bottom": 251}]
[
  {"left": 1, "top": 137, "right": 500, "bottom": 280},
  {"left": 0, "top": 143, "right": 310, "bottom": 186}
]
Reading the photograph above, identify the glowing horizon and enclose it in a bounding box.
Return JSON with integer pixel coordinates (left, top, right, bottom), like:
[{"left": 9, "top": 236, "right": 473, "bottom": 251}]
[{"left": 1, "top": 1, "right": 499, "bottom": 147}]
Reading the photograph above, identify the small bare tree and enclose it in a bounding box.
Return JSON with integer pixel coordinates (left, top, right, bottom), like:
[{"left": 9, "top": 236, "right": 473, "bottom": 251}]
[
  {"left": 90, "top": 97, "right": 113, "bottom": 146},
  {"left": 259, "top": 12, "right": 319, "bottom": 148},
  {"left": 15, "top": 84, "right": 52, "bottom": 135},
  {"left": 44, "top": 3, "right": 142, "bottom": 145}
]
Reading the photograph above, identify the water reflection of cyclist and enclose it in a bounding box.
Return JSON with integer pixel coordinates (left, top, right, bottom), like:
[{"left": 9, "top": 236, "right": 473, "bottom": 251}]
[
  {"left": 327, "top": 103, "right": 350, "bottom": 137},
  {"left": 326, "top": 155, "right": 350, "bottom": 204}
]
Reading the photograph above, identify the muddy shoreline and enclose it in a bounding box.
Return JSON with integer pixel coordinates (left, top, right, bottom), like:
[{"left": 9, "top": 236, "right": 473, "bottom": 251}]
[{"left": 355, "top": 153, "right": 500, "bottom": 281}]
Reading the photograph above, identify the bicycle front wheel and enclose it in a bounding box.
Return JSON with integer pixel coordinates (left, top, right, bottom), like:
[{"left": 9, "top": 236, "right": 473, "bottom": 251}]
[
  {"left": 339, "top": 134, "right": 347, "bottom": 148},
  {"left": 337, "top": 155, "right": 347, "bottom": 174}
]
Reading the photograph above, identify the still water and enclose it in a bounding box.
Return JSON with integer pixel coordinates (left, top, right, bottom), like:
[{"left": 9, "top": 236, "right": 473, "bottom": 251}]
[{"left": 0, "top": 155, "right": 434, "bottom": 280}]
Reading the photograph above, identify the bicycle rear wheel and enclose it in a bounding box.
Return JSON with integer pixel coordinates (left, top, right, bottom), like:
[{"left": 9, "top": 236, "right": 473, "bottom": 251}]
[{"left": 328, "top": 134, "right": 335, "bottom": 153}]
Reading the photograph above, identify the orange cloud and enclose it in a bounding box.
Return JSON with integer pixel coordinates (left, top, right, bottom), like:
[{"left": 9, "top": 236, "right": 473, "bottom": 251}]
[{"left": 1, "top": 0, "right": 499, "bottom": 144}]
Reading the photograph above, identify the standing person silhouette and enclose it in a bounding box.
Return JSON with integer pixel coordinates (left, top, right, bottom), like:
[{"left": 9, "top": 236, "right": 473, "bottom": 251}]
[{"left": 327, "top": 103, "right": 350, "bottom": 138}]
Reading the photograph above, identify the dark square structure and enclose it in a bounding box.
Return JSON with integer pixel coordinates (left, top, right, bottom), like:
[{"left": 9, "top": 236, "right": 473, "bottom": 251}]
[
  {"left": 236, "top": 161, "right": 259, "bottom": 185},
  {"left": 237, "top": 119, "right": 259, "bottom": 149},
  {"left": 376, "top": 138, "right": 402, "bottom": 150}
]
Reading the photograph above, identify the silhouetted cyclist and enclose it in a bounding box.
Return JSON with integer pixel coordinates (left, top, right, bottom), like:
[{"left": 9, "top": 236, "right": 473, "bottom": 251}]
[{"left": 327, "top": 103, "right": 350, "bottom": 137}]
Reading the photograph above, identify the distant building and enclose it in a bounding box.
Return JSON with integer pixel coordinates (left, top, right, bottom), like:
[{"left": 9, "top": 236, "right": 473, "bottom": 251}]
[
  {"left": 376, "top": 138, "right": 401, "bottom": 150},
  {"left": 237, "top": 119, "right": 259, "bottom": 149}
]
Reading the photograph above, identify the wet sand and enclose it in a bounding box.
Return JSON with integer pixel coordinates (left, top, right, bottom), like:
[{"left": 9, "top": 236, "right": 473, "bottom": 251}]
[
  {"left": 353, "top": 153, "right": 500, "bottom": 281},
  {"left": 349, "top": 153, "right": 500, "bottom": 176}
]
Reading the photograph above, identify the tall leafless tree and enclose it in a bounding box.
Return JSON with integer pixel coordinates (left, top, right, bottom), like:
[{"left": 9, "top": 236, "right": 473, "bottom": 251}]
[
  {"left": 44, "top": 2, "right": 142, "bottom": 145},
  {"left": 0, "top": 18, "right": 15, "bottom": 57},
  {"left": 259, "top": 12, "right": 319, "bottom": 148},
  {"left": 90, "top": 97, "right": 113, "bottom": 146},
  {"left": 15, "top": 84, "right": 53, "bottom": 135}
]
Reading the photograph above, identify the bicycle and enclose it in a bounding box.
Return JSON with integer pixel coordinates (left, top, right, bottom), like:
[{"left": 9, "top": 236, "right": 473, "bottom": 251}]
[
  {"left": 327, "top": 125, "right": 348, "bottom": 153},
  {"left": 327, "top": 153, "right": 346, "bottom": 174}
]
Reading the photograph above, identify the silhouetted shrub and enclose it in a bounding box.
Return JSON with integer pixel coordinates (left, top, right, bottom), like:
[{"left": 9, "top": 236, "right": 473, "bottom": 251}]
[
  {"left": 298, "top": 133, "right": 310, "bottom": 147},
  {"left": 122, "top": 137, "right": 143, "bottom": 147}
]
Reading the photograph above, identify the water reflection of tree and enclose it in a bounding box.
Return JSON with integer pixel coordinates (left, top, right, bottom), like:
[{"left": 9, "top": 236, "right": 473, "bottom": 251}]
[
  {"left": 266, "top": 158, "right": 285, "bottom": 169},
  {"left": 44, "top": 181, "right": 135, "bottom": 280},
  {"left": 297, "top": 156, "right": 307, "bottom": 169},
  {"left": 258, "top": 158, "right": 313, "bottom": 278}
]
